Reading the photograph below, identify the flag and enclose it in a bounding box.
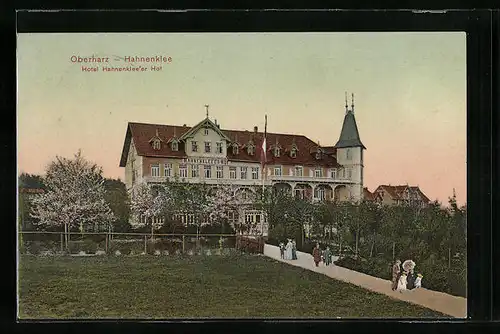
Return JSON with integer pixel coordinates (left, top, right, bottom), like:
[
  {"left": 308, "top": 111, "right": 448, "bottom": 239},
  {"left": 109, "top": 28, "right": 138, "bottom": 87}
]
[{"left": 261, "top": 115, "right": 267, "bottom": 168}]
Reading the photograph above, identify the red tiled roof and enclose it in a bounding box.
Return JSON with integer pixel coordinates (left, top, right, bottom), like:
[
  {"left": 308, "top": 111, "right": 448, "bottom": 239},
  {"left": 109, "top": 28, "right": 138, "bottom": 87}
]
[
  {"left": 375, "top": 185, "right": 430, "bottom": 203},
  {"left": 120, "top": 122, "right": 342, "bottom": 168}
]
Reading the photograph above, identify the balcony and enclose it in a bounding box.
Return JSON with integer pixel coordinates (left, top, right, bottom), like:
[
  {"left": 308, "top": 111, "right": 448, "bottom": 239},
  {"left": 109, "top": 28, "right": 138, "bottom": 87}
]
[
  {"left": 143, "top": 175, "right": 268, "bottom": 186},
  {"left": 269, "top": 174, "right": 355, "bottom": 184}
]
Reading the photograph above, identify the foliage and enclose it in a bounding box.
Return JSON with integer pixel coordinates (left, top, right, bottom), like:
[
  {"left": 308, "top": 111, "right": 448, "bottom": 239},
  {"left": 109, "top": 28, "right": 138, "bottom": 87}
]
[
  {"left": 104, "top": 178, "right": 131, "bottom": 232},
  {"left": 30, "top": 150, "right": 116, "bottom": 239}
]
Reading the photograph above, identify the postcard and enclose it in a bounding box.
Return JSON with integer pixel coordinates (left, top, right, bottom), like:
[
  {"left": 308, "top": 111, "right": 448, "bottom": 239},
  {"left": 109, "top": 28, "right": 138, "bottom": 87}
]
[{"left": 17, "top": 32, "right": 467, "bottom": 319}]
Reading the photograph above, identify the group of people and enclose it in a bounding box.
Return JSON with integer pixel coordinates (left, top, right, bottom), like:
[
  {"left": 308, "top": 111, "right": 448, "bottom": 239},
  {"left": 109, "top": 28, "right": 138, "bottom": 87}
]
[
  {"left": 313, "top": 243, "right": 333, "bottom": 267},
  {"left": 279, "top": 239, "right": 297, "bottom": 260},
  {"left": 392, "top": 259, "right": 423, "bottom": 293}
]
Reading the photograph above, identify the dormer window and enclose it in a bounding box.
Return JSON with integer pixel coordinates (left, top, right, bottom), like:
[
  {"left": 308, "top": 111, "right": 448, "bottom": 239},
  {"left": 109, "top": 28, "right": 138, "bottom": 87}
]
[
  {"left": 171, "top": 141, "right": 179, "bottom": 151},
  {"left": 152, "top": 139, "right": 161, "bottom": 150},
  {"left": 232, "top": 144, "right": 239, "bottom": 155},
  {"left": 315, "top": 150, "right": 322, "bottom": 160},
  {"left": 248, "top": 146, "right": 255, "bottom": 155},
  {"left": 290, "top": 148, "right": 297, "bottom": 158},
  {"left": 274, "top": 147, "right": 281, "bottom": 158},
  {"left": 149, "top": 129, "right": 164, "bottom": 151},
  {"left": 246, "top": 140, "right": 255, "bottom": 155}
]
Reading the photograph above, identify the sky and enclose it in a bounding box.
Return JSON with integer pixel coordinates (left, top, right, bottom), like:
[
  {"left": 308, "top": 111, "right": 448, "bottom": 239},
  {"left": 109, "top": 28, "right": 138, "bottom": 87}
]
[{"left": 17, "top": 32, "right": 466, "bottom": 205}]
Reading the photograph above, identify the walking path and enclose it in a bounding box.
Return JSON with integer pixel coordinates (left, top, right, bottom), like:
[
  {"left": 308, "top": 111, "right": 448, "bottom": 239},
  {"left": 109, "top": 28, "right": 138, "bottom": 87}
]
[{"left": 263, "top": 244, "right": 466, "bottom": 318}]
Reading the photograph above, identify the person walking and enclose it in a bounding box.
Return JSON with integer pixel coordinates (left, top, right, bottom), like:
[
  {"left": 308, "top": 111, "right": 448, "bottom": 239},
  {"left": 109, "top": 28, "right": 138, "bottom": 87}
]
[
  {"left": 292, "top": 240, "right": 297, "bottom": 260},
  {"left": 391, "top": 259, "right": 402, "bottom": 291},
  {"left": 279, "top": 241, "right": 285, "bottom": 259},
  {"left": 312, "top": 243, "right": 321, "bottom": 267},
  {"left": 323, "top": 246, "right": 332, "bottom": 266},
  {"left": 285, "top": 239, "right": 293, "bottom": 260}
]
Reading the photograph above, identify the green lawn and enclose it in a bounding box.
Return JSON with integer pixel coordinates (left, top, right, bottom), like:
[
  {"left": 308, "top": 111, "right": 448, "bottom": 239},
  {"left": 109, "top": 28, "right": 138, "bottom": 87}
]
[{"left": 18, "top": 254, "right": 446, "bottom": 319}]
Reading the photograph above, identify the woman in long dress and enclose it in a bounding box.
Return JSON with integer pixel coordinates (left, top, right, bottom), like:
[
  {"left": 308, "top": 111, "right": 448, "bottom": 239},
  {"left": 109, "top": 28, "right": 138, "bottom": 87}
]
[
  {"left": 285, "top": 239, "right": 293, "bottom": 260},
  {"left": 406, "top": 268, "right": 416, "bottom": 290},
  {"left": 391, "top": 260, "right": 401, "bottom": 291},
  {"left": 396, "top": 272, "right": 408, "bottom": 293},
  {"left": 291, "top": 240, "right": 297, "bottom": 260},
  {"left": 312, "top": 243, "right": 321, "bottom": 267}
]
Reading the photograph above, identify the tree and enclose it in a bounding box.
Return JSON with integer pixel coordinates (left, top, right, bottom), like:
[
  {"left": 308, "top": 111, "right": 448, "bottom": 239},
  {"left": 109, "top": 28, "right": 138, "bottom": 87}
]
[
  {"left": 205, "top": 182, "right": 241, "bottom": 233},
  {"left": 130, "top": 182, "right": 172, "bottom": 237},
  {"left": 30, "top": 150, "right": 116, "bottom": 250},
  {"left": 18, "top": 173, "right": 47, "bottom": 231},
  {"left": 104, "top": 178, "right": 131, "bottom": 232}
]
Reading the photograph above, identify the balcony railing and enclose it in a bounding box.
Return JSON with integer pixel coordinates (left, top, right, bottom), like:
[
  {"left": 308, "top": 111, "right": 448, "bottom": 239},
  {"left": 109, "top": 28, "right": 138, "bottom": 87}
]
[{"left": 269, "top": 174, "right": 355, "bottom": 183}]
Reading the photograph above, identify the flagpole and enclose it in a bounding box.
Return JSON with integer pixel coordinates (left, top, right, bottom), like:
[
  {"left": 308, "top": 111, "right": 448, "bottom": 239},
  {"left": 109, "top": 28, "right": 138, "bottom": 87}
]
[{"left": 261, "top": 115, "right": 267, "bottom": 236}]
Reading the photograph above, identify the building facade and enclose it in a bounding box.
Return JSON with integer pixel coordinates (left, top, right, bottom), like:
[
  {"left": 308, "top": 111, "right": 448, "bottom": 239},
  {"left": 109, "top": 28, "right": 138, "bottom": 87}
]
[
  {"left": 119, "top": 99, "right": 366, "bottom": 234},
  {"left": 364, "top": 185, "right": 430, "bottom": 207}
]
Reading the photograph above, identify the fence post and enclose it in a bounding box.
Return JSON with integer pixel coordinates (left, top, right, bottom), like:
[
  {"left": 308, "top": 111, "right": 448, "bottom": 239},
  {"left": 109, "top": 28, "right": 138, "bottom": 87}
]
[
  {"left": 105, "top": 233, "right": 108, "bottom": 253},
  {"left": 144, "top": 235, "right": 147, "bottom": 254},
  {"left": 60, "top": 233, "right": 63, "bottom": 253},
  {"left": 182, "top": 235, "right": 185, "bottom": 253}
]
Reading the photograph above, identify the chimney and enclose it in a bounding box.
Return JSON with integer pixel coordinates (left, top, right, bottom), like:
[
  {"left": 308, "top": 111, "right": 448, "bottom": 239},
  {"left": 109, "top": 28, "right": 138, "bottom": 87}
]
[
  {"left": 182, "top": 124, "right": 187, "bottom": 127},
  {"left": 215, "top": 119, "right": 218, "bottom": 126},
  {"left": 254, "top": 126, "right": 258, "bottom": 134}
]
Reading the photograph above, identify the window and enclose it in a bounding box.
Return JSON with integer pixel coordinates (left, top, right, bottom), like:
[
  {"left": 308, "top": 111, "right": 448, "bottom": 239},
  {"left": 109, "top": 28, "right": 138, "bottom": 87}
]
[
  {"left": 171, "top": 141, "right": 178, "bottom": 151},
  {"left": 251, "top": 167, "right": 259, "bottom": 180},
  {"left": 314, "top": 169, "right": 322, "bottom": 178},
  {"left": 294, "top": 166, "right": 303, "bottom": 177},
  {"left": 152, "top": 140, "right": 161, "bottom": 150},
  {"left": 290, "top": 148, "right": 297, "bottom": 158},
  {"left": 274, "top": 166, "right": 282, "bottom": 176},
  {"left": 346, "top": 148, "right": 352, "bottom": 160},
  {"left": 204, "top": 127, "right": 209, "bottom": 136},
  {"left": 330, "top": 169, "right": 337, "bottom": 179},
  {"left": 315, "top": 187, "right": 325, "bottom": 200},
  {"left": 346, "top": 168, "right": 352, "bottom": 179},
  {"left": 232, "top": 144, "right": 239, "bottom": 155},
  {"left": 229, "top": 167, "right": 237, "bottom": 179},
  {"left": 240, "top": 167, "right": 248, "bottom": 179},
  {"left": 151, "top": 164, "right": 160, "bottom": 177},
  {"left": 247, "top": 145, "right": 255, "bottom": 155},
  {"left": 216, "top": 142, "right": 223, "bottom": 154},
  {"left": 295, "top": 188, "right": 304, "bottom": 199},
  {"left": 191, "top": 165, "right": 199, "bottom": 178},
  {"left": 204, "top": 141, "right": 211, "bottom": 153},
  {"left": 191, "top": 141, "right": 198, "bottom": 152},
  {"left": 274, "top": 147, "right": 281, "bottom": 157},
  {"left": 204, "top": 165, "right": 212, "bottom": 178},
  {"left": 179, "top": 165, "right": 187, "bottom": 178},
  {"left": 216, "top": 166, "right": 223, "bottom": 179},
  {"left": 315, "top": 151, "right": 322, "bottom": 160},
  {"left": 164, "top": 163, "right": 172, "bottom": 177},
  {"left": 339, "top": 168, "right": 345, "bottom": 179}
]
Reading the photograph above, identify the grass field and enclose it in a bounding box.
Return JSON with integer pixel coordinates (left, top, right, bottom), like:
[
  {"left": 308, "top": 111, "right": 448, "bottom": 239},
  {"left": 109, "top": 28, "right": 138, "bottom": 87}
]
[{"left": 18, "top": 254, "right": 446, "bottom": 319}]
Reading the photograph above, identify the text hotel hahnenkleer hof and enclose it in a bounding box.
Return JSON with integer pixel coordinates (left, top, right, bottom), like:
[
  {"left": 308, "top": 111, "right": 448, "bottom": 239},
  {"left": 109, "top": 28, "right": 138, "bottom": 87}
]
[{"left": 70, "top": 55, "right": 172, "bottom": 72}]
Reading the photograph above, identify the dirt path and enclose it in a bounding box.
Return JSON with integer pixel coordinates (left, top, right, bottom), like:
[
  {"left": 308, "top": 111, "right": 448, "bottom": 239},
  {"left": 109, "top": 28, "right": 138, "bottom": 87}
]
[{"left": 263, "top": 244, "right": 466, "bottom": 318}]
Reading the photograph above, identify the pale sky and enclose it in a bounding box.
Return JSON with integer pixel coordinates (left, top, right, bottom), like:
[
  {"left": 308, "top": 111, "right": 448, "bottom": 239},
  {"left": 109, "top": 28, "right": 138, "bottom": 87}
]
[{"left": 17, "top": 32, "right": 466, "bottom": 205}]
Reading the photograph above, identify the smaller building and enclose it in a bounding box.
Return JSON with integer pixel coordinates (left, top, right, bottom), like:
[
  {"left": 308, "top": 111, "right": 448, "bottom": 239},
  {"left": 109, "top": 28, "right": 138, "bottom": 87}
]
[{"left": 364, "top": 185, "right": 430, "bottom": 207}]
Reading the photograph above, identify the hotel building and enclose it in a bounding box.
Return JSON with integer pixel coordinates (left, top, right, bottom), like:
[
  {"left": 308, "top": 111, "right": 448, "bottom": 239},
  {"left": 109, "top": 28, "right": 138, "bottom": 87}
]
[{"left": 119, "top": 98, "right": 366, "bottom": 234}]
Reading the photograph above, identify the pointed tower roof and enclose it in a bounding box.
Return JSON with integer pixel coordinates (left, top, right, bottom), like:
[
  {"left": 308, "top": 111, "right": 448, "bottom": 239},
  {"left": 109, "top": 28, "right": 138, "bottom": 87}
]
[{"left": 334, "top": 93, "right": 366, "bottom": 149}]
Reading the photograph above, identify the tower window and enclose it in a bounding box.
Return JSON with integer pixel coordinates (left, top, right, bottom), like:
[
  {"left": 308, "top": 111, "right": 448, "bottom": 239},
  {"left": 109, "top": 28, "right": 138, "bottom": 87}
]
[{"left": 346, "top": 148, "right": 352, "bottom": 160}]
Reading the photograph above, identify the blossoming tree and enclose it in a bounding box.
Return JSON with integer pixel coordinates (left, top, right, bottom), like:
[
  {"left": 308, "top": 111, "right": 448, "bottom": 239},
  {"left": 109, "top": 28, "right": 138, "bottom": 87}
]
[
  {"left": 30, "top": 150, "right": 116, "bottom": 250},
  {"left": 129, "top": 182, "right": 172, "bottom": 237}
]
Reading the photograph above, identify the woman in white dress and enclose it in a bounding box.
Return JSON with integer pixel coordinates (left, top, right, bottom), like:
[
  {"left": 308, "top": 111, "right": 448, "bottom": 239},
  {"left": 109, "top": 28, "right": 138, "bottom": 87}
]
[
  {"left": 284, "top": 239, "right": 293, "bottom": 260},
  {"left": 396, "top": 272, "right": 408, "bottom": 293}
]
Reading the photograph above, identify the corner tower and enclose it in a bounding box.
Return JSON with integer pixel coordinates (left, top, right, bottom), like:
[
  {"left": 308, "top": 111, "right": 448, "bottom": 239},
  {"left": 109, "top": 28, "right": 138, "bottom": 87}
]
[{"left": 334, "top": 93, "right": 366, "bottom": 202}]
